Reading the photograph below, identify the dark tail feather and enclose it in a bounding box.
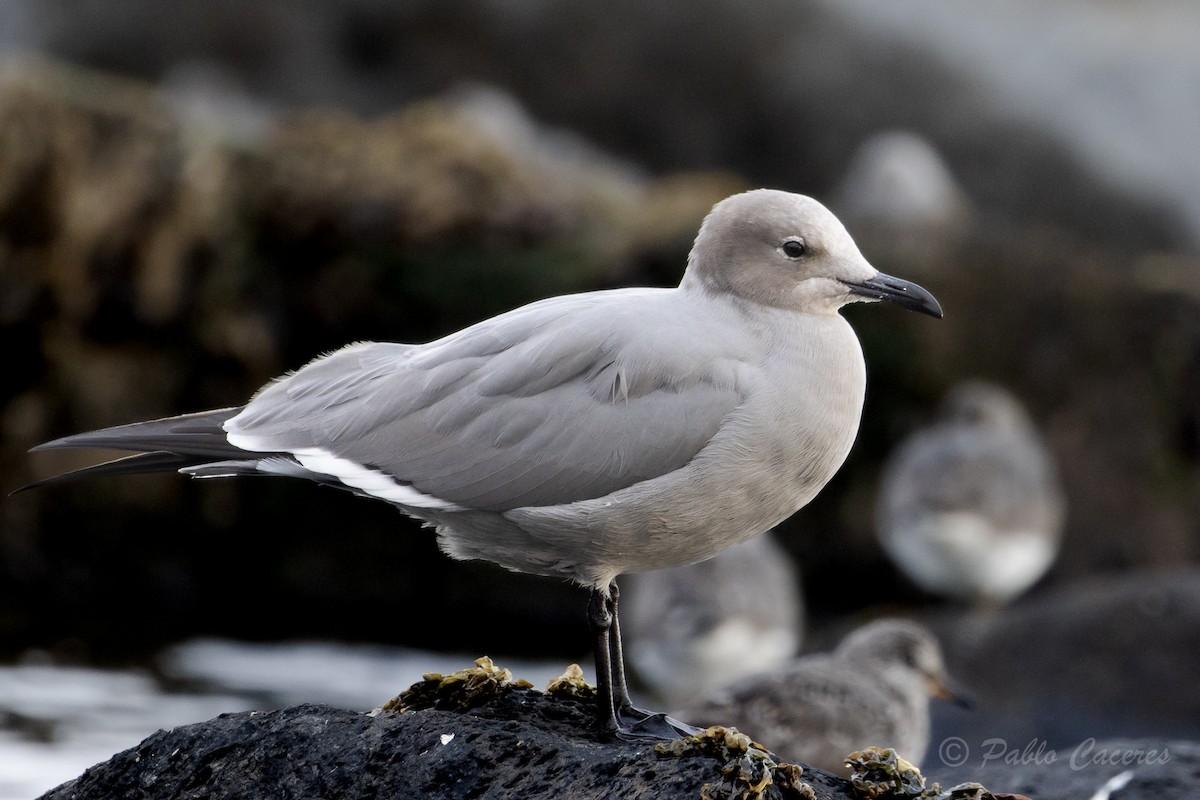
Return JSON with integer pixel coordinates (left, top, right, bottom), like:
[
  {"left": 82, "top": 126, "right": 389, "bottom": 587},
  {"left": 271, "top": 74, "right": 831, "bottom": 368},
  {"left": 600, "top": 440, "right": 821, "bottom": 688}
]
[
  {"left": 14, "top": 451, "right": 213, "bottom": 493},
  {"left": 30, "top": 407, "right": 246, "bottom": 459},
  {"left": 18, "top": 406, "right": 254, "bottom": 494}
]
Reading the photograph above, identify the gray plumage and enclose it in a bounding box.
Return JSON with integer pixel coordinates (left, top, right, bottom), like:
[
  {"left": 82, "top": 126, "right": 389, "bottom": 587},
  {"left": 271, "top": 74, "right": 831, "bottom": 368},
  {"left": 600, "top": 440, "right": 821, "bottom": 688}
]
[
  {"left": 679, "top": 619, "right": 960, "bottom": 774},
  {"left": 30, "top": 189, "right": 939, "bottom": 587},
  {"left": 24, "top": 188, "right": 942, "bottom": 737},
  {"left": 623, "top": 534, "right": 803, "bottom": 708},
  {"left": 876, "top": 380, "right": 1065, "bottom": 605}
]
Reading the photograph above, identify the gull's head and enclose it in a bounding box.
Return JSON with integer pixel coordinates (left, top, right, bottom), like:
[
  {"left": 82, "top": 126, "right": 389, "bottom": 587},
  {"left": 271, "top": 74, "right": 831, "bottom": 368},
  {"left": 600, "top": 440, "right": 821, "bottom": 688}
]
[{"left": 684, "top": 188, "right": 942, "bottom": 318}]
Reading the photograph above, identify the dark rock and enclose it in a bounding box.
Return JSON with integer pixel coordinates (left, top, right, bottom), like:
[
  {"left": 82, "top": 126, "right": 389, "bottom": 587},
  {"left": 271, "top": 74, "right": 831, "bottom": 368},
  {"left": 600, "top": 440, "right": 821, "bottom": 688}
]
[
  {"left": 926, "top": 568, "right": 1200, "bottom": 750},
  {"left": 40, "top": 662, "right": 861, "bottom": 800},
  {"left": 931, "top": 738, "right": 1199, "bottom": 800}
]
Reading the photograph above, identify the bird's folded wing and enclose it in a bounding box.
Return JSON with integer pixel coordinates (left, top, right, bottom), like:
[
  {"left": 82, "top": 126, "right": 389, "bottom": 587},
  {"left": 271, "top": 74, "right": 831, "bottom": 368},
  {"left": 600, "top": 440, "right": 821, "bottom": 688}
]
[{"left": 227, "top": 290, "right": 748, "bottom": 511}]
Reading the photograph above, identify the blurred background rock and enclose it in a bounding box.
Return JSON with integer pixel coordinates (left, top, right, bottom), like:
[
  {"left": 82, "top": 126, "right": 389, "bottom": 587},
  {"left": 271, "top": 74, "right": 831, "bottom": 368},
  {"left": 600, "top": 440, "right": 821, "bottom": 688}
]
[{"left": 0, "top": 0, "right": 1198, "bottom": 779}]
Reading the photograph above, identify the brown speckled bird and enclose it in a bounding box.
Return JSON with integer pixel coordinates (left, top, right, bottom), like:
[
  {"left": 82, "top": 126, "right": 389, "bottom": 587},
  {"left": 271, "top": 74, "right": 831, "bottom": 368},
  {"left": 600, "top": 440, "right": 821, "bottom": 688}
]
[{"left": 679, "top": 619, "right": 968, "bottom": 773}]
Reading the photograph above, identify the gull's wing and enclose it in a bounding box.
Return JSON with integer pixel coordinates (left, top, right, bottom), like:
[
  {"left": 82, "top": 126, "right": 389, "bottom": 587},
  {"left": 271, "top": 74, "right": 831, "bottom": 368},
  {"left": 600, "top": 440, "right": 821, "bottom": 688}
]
[{"left": 219, "top": 288, "right": 748, "bottom": 511}]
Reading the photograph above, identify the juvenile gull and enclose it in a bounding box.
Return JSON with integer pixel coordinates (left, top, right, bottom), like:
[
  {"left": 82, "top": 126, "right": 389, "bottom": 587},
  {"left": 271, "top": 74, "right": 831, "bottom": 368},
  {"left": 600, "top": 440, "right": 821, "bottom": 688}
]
[
  {"left": 623, "top": 533, "right": 803, "bottom": 708},
  {"left": 22, "top": 189, "right": 942, "bottom": 738},
  {"left": 679, "top": 619, "right": 966, "bottom": 773},
  {"left": 876, "top": 380, "right": 1064, "bottom": 605}
]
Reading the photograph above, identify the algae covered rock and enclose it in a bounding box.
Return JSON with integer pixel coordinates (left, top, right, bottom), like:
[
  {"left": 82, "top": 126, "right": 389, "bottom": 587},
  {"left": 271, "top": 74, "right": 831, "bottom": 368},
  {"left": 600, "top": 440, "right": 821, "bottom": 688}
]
[{"left": 39, "top": 660, "right": 864, "bottom": 800}]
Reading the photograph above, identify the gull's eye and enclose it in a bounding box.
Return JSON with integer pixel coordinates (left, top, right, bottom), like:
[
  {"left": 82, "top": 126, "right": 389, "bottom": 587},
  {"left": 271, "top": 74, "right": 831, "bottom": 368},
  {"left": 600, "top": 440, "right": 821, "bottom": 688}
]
[{"left": 781, "top": 238, "right": 807, "bottom": 258}]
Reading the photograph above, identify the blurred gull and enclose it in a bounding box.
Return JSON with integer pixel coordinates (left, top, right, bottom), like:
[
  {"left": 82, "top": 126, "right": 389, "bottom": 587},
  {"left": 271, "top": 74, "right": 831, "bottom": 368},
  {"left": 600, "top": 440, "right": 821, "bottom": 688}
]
[
  {"left": 835, "top": 130, "right": 970, "bottom": 232},
  {"left": 834, "top": 130, "right": 971, "bottom": 262},
  {"left": 679, "top": 619, "right": 967, "bottom": 774},
  {"left": 623, "top": 534, "right": 803, "bottom": 708},
  {"left": 22, "top": 188, "right": 942, "bottom": 739},
  {"left": 876, "top": 381, "right": 1065, "bottom": 605}
]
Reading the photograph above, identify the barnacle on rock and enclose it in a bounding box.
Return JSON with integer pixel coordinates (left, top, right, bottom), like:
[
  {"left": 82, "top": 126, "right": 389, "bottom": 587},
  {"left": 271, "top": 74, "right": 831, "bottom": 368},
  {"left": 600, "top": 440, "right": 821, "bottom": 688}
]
[
  {"left": 845, "top": 747, "right": 925, "bottom": 798},
  {"left": 771, "top": 762, "right": 817, "bottom": 800},
  {"left": 844, "top": 749, "right": 1011, "bottom": 800},
  {"left": 656, "top": 725, "right": 815, "bottom": 800},
  {"left": 545, "top": 663, "right": 597, "bottom": 699},
  {"left": 934, "top": 783, "right": 990, "bottom": 800},
  {"left": 934, "top": 782, "right": 1025, "bottom": 800},
  {"left": 383, "top": 656, "right": 533, "bottom": 713}
]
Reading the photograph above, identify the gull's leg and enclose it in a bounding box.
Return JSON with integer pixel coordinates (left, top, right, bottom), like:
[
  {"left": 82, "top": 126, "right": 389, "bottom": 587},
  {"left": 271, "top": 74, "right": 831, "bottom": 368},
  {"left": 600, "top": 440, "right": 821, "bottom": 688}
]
[
  {"left": 606, "top": 581, "right": 639, "bottom": 715},
  {"left": 605, "top": 579, "right": 703, "bottom": 740},
  {"left": 587, "top": 585, "right": 621, "bottom": 733}
]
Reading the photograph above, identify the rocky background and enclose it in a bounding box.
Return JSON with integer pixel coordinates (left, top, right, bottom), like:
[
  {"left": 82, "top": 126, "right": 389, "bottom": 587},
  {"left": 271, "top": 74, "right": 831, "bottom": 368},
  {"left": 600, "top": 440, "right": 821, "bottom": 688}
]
[{"left": 0, "top": 0, "right": 1198, "bottom": 783}]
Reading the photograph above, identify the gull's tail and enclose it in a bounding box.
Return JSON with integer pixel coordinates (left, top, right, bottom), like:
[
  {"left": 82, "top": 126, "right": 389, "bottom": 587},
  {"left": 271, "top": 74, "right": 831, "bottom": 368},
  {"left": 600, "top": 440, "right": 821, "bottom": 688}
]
[{"left": 16, "top": 407, "right": 254, "bottom": 492}]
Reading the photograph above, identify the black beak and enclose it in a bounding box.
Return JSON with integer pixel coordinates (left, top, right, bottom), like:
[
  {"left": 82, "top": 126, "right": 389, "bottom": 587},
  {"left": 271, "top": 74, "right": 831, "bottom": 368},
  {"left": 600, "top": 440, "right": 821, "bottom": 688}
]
[
  {"left": 843, "top": 272, "right": 943, "bottom": 318},
  {"left": 931, "top": 675, "right": 975, "bottom": 710}
]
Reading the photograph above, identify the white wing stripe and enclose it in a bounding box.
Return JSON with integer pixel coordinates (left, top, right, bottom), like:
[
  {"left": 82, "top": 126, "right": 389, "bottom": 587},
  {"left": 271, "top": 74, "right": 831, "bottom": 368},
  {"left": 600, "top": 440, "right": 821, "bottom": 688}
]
[
  {"left": 289, "top": 447, "right": 468, "bottom": 511},
  {"left": 225, "top": 427, "right": 465, "bottom": 511}
]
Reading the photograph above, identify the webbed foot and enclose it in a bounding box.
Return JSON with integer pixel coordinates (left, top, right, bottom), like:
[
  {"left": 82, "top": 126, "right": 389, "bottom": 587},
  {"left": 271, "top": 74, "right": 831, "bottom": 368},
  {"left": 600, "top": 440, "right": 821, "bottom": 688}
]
[{"left": 611, "top": 706, "right": 704, "bottom": 741}]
